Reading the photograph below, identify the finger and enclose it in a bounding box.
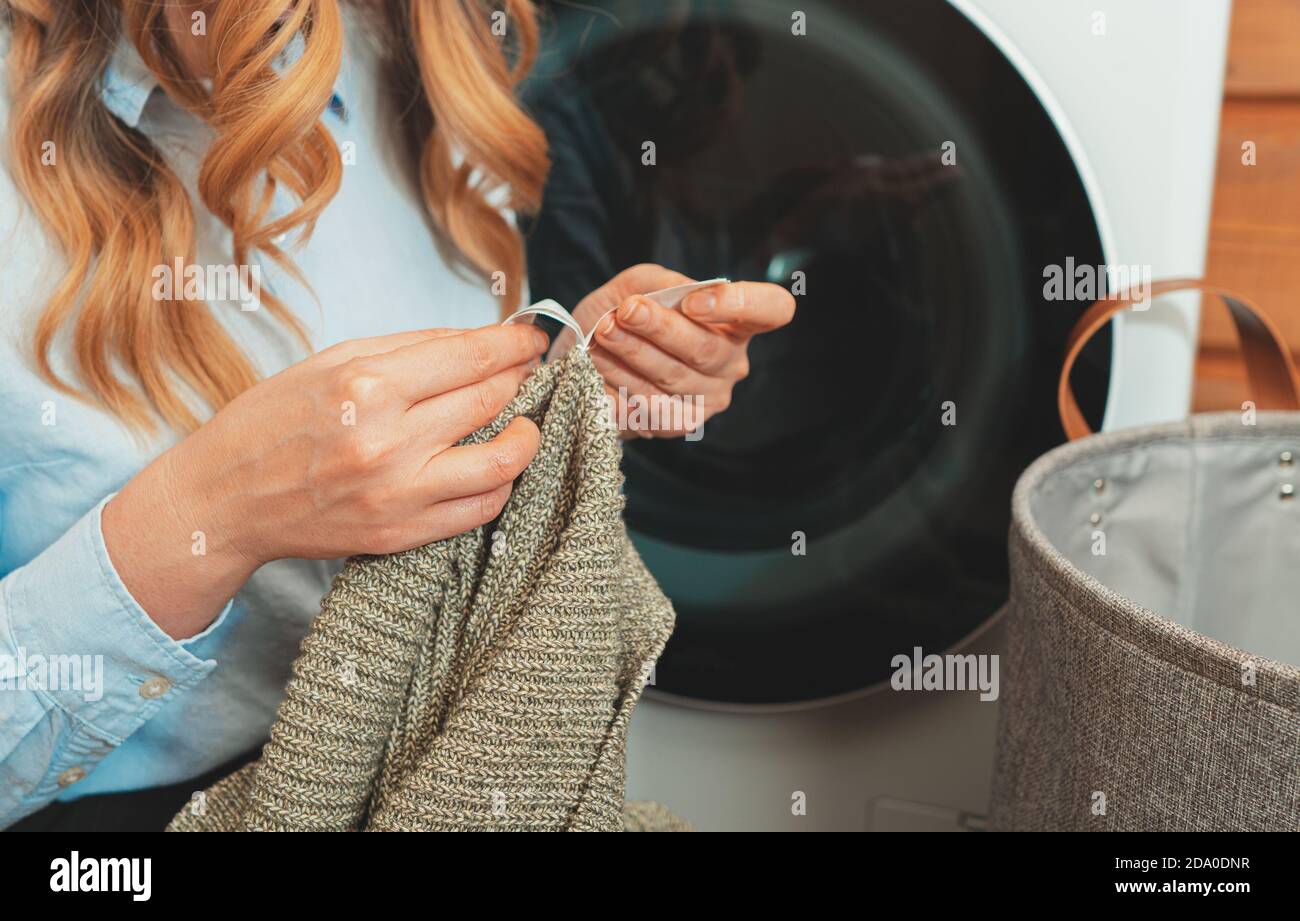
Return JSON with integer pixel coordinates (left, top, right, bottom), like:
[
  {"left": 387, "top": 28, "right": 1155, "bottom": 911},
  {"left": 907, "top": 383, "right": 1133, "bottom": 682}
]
[
  {"left": 317, "top": 327, "right": 462, "bottom": 365},
  {"left": 607, "top": 263, "right": 695, "bottom": 302},
  {"left": 588, "top": 349, "right": 672, "bottom": 403},
  {"left": 405, "top": 360, "right": 535, "bottom": 453},
  {"left": 680, "top": 281, "right": 796, "bottom": 332},
  {"left": 420, "top": 416, "right": 540, "bottom": 502},
  {"left": 419, "top": 482, "right": 515, "bottom": 544},
  {"left": 570, "top": 263, "right": 696, "bottom": 330},
  {"left": 368, "top": 323, "right": 550, "bottom": 404},
  {"left": 600, "top": 294, "right": 746, "bottom": 378},
  {"left": 592, "top": 320, "right": 721, "bottom": 395},
  {"left": 588, "top": 350, "right": 702, "bottom": 439}
]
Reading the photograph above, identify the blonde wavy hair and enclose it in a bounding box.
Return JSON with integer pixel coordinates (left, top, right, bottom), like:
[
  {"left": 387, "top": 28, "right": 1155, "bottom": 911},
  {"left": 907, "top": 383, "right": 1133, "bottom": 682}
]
[{"left": 3, "top": 0, "right": 549, "bottom": 432}]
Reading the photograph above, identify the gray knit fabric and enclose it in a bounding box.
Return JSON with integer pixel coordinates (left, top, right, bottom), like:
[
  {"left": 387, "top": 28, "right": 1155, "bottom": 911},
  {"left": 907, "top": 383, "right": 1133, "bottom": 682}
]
[
  {"left": 169, "top": 350, "right": 683, "bottom": 831},
  {"left": 991, "top": 414, "right": 1300, "bottom": 831}
]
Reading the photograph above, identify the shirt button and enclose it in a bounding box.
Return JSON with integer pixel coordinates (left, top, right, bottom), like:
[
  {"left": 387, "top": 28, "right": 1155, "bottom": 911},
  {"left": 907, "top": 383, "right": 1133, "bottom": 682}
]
[
  {"left": 138, "top": 677, "right": 171, "bottom": 700},
  {"left": 57, "top": 767, "right": 86, "bottom": 787}
]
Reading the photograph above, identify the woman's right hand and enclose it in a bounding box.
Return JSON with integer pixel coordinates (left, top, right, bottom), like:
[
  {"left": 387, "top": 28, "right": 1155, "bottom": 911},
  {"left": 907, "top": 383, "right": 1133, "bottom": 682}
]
[{"left": 102, "top": 324, "right": 549, "bottom": 640}]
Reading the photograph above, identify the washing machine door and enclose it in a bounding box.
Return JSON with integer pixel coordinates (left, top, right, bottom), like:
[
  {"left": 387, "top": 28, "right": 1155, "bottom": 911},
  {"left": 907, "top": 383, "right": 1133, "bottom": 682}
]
[{"left": 522, "top": 0, "right": 1109, "bottom": 704}]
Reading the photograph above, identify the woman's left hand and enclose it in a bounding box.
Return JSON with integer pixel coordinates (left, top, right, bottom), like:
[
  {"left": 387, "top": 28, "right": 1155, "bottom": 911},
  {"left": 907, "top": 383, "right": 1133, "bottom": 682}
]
[{"left": 560, "top": 264, "right": 796, "bottom": 439}]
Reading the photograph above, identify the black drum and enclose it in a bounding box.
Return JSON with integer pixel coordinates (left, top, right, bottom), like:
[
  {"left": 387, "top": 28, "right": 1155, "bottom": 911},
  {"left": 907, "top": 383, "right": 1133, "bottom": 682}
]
[{"left": 522, "top": 0, "right": 1109, "bottom": 704}]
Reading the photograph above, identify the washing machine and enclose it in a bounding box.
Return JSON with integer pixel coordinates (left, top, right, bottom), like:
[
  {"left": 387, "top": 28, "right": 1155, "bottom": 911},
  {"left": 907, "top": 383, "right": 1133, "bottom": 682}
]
[{"left": 522, "top": 0, "right": 1230, "bottom": 830}]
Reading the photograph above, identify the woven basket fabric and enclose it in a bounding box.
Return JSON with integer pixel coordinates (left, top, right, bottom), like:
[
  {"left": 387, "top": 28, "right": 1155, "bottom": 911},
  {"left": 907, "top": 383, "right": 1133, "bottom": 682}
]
[
  {"left": 991, "top": 416, "right": 1300, "bottom": 831},
  {"left": 168, "top": 350, "right": 679, "bottom": 831}
]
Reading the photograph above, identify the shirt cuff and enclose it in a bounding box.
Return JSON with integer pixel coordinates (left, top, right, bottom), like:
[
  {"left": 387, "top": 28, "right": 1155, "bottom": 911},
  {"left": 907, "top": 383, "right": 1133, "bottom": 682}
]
[{"left": 4, "top": 495, "right": 220, "bottom": 745}]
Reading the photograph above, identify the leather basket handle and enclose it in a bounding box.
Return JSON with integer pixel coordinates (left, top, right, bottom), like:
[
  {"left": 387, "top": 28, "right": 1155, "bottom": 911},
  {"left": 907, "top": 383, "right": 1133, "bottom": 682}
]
[{"left": 1059, "top": 278, "right": 1300, "bottom": 441}]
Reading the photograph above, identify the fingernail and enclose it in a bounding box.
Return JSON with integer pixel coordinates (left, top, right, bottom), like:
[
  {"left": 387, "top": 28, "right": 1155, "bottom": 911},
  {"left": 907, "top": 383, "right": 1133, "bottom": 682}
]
[
  {"left": 600, "top": 315, "right": 623, "bottom": 341},
  {"left": 619, "top": 298, "right": 649, "bottom": 326},
  {"left": 533, "top": 329, "right": 550, "bottom": 351},
  {"left": 686, "top": 292, "right": 716, "bottom": 315}
]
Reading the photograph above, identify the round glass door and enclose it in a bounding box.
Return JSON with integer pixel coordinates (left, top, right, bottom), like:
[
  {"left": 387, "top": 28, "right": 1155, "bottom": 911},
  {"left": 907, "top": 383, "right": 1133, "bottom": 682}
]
[{"left": 522, "top": 0, "right": 1109, "bottom": 704}]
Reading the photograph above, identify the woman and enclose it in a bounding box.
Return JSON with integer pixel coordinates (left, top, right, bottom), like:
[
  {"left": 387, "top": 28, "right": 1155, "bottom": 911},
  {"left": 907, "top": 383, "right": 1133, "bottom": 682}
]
[{"left": 0, "top": 0, "right": 793, "bottom": 830}]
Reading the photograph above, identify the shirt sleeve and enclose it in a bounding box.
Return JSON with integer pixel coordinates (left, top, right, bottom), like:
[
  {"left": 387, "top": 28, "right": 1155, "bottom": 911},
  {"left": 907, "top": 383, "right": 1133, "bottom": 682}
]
[{"left": 0, "top": 494, "right": 230, "bottom": 827}]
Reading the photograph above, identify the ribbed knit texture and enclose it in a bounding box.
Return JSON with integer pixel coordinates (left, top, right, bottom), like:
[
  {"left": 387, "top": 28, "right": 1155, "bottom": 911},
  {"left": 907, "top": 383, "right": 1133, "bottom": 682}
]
[{"left": 168, "top": 350, "right": 682, "bottom": 831}]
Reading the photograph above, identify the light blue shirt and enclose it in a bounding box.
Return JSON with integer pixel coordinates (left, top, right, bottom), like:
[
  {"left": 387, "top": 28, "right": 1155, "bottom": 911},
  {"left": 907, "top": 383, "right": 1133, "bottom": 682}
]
[{"left": 0, "top": 10, "right": 503, "bottom": 826}]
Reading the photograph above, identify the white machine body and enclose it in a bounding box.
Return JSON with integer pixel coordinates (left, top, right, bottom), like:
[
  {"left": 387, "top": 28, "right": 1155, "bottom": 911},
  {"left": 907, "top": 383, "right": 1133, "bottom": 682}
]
[{"left": 626, "top": 0, "right": 1230, "bottom": 832}]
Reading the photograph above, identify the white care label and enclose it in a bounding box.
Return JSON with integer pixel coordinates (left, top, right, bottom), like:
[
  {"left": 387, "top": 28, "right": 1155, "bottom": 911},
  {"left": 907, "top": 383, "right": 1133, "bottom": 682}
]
[{"left": 503, "top": 278, "right": 729, "bottom": 351}]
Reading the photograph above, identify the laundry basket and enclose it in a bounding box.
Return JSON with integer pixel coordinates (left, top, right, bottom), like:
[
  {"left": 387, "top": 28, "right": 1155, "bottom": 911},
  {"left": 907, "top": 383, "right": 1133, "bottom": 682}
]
[{"left": 990, "top": 281, "right": 1300, "bottom": 832}]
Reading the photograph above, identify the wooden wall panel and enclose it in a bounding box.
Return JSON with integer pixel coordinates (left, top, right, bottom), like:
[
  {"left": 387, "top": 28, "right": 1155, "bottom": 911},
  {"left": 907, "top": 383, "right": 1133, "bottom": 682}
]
[
  {"left": 1223, "top": 0, "right": 1300, "bottom": 97},
  {"left": 1195, "top": 0, "right": 1300, "bottom": 411}
]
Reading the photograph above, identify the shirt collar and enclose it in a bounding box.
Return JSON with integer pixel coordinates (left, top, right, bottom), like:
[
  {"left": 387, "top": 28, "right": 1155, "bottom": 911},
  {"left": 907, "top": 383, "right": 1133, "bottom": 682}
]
[{"left": 100, "top": 30, "right": 351, "bottom": 129}]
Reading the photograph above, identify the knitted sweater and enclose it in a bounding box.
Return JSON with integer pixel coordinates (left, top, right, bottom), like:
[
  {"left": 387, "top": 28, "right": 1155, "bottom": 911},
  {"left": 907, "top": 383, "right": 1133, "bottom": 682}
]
[{"left": 168, "top": 350, "right": 681, "bottom": 831}]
